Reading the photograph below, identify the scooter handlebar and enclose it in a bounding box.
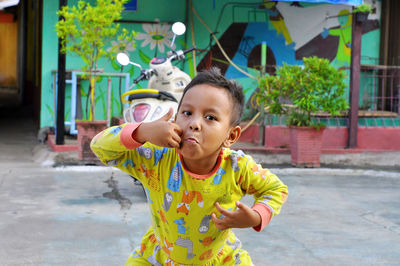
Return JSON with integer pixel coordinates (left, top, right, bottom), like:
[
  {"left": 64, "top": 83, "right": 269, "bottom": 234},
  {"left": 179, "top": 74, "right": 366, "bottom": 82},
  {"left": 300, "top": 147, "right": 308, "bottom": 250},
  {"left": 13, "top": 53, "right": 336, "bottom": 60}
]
[
  {"left": 133, "top": 69, "right": 155, "bottom": 83},
  {"left": 168, "top": 47, "right": 196, "bottom": 62},
  {"left": 182, "top": 47, "right": 196, "bottom": 54}
]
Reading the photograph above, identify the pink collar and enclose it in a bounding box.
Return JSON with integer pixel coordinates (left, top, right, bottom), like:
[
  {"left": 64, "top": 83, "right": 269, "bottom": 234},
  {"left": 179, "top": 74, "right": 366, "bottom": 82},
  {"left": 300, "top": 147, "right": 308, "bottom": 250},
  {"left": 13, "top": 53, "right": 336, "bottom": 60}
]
[{"left": 178, "top": 149, "right": 223, "bottom": 179}]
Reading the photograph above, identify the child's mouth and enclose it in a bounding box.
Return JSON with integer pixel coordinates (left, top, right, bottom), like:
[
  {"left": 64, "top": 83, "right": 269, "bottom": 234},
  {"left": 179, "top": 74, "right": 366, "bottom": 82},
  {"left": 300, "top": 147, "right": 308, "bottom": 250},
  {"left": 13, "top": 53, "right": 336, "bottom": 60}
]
[{"left": 185, "top": 137, "right": 199, "bottom": 144}]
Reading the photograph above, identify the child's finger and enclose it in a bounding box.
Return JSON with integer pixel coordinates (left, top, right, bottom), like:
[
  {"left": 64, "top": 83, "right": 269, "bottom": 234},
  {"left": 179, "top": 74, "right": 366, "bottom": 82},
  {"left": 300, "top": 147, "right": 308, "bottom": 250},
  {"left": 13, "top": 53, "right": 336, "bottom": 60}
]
[
  {"left": 235, "top": 201, "right": 253, "bottom": 217},
  {"left": 172, "top": 123, "right": 183, "bottom": 135},
  {"left": 211, "top": 213, "right": 219, "bottom": 223},
  {"left": 171, "top": 131, "right": 182, "bottom": 144},
  {"left": 236, "top": 201, "right": 252, "bottom": 214},
  {"left": 215, "top": 202, "right": 231, "bottom": 217},
  {"left": 236, "top": 201, "right": 245, "bottom": 209},
  {"left": 158, "top": 108, "right": 173, "bottom": 122},
  {"left": 211, "top": 213, "right": 227, "bottom": 230},
  {"left": 168, "top": 139, "right": 180, "bottom": 149}
]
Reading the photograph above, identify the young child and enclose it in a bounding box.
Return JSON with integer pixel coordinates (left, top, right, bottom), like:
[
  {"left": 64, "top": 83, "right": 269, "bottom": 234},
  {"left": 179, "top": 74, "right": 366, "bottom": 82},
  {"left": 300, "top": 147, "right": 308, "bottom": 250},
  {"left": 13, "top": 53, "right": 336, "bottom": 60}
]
[{"left": 91, "top": 67, "right": 288, "bottom": 265}]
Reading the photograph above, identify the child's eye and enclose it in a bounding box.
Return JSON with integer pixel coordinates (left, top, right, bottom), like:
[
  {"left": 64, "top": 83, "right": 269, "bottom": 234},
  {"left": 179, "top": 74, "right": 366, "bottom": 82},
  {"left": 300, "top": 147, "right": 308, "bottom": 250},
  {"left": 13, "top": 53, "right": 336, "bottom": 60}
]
[
  {"left": 182, "top": 111, "right": 191, "bottom": 116},
  {"left": 205, "top": 115, "right": 217, "bottom": 121}
]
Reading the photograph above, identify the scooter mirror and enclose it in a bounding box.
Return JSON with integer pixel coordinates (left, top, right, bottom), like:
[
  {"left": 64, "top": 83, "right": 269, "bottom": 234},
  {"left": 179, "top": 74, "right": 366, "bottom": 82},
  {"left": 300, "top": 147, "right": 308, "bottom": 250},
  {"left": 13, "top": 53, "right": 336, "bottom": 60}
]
[
  {"left": 117, "top": 53, "right": 130, "bottom": 66},
  {"left": 170, "top": 22, "right": 186, "bottom": 48},
  {"left": 172, "top": 22, "right": 186, "bottom": 35}
]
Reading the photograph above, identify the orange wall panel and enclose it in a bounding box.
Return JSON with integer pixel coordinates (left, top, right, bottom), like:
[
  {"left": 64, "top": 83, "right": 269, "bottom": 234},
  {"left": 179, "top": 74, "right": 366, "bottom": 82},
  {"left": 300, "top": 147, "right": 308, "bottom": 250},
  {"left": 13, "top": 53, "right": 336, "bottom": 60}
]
[{"left": 0, "top": 22, "right": 18, "bottom": 87}]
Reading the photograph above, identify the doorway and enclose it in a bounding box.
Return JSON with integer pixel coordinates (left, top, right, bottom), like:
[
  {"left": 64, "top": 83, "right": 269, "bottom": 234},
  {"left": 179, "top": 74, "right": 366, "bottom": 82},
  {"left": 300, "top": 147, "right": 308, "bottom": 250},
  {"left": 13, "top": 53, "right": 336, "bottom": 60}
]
[
  {"left": 0, "top": 0, "right": 42, "bottom": 127},
  {"left": 0, "top": 9, "right": 18, "bottom": 106}
]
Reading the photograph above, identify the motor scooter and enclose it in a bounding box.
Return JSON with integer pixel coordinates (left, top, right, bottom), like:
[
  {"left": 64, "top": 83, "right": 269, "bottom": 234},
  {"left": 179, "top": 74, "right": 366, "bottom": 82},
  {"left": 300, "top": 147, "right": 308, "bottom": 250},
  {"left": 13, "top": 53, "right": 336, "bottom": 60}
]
[
  {"left": 116, "top": 22, "right": 194, "bottom": 186},
  {"left": 117, "top": 22, "right": 194, "bottom": 124}
]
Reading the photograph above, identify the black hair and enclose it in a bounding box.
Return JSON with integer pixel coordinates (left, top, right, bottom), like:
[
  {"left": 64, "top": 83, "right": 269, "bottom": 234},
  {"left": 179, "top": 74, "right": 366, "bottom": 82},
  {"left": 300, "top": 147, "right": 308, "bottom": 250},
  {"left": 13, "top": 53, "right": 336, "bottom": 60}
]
[{"left": 178, "top": 67, "right": 244, "bottom": 126}]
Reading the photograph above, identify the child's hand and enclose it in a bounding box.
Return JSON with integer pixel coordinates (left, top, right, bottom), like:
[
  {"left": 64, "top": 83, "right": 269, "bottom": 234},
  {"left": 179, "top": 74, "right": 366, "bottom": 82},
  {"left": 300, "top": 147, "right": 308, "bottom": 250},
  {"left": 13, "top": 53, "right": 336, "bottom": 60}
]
[
  {"left": 211, "top": 201, "right": 261, "bottom": 230},
  {"left": 134, "top": 108, "right": 182, "bottom": 148}
]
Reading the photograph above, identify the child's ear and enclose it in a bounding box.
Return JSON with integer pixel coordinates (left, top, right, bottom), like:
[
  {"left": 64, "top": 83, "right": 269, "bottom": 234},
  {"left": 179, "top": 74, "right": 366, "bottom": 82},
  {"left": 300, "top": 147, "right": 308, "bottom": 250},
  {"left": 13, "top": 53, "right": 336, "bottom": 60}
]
[{"left": 223, "top": 126, "right": 241, "bottom": 148}]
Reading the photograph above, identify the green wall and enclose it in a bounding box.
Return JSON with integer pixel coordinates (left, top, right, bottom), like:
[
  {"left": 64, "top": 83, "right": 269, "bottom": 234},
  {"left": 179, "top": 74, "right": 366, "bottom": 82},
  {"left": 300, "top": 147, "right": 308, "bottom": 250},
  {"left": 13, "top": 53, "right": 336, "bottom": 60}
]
[{"left": 40, "top": 0, "right": 383, "bottom": 128}]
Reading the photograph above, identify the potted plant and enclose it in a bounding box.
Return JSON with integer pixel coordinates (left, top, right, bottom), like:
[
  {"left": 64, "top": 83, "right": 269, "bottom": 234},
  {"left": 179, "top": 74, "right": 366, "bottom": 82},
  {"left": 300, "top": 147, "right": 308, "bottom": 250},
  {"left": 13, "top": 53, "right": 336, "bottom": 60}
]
[
  {"left": 56, "top": 0, "right": 135, "bottom": 164},
  {"left": 353, "top": 3, "right": 373, "bottom": 22},
  {"left": 258, "top": 56, "right": 348, "bottom": 167}
]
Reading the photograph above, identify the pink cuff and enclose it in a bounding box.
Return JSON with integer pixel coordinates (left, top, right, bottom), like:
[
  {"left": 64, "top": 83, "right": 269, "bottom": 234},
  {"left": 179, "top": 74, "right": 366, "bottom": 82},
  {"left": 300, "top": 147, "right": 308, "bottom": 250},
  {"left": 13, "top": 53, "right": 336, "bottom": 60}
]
[
  {"left": 252, "top": 203, "right": 273, "bottom": 232},
  {"left": 120, "top": 123, "right": 143, "bottom": 149}
]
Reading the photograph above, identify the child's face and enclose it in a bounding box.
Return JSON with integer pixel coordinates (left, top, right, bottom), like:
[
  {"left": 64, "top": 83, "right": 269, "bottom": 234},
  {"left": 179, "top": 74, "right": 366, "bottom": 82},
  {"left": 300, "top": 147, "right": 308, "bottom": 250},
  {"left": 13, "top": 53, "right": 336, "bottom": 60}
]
[{"left": 175, "top": 84, "right": 240, "bottom": 162}]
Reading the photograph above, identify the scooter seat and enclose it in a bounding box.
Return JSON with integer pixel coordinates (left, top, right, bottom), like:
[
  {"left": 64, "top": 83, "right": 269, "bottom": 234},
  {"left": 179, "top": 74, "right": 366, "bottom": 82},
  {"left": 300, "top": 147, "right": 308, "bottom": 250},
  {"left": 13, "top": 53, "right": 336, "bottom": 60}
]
[{"left": 128, "top": 91, "right": 178, "bottom": 102}]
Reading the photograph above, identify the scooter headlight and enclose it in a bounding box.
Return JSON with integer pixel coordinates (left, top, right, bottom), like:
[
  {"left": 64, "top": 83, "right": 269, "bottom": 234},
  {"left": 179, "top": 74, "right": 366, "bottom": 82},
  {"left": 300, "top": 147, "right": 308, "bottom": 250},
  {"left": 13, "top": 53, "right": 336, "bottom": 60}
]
[{"left": 133, "top": 103, "right": 151, "bottom": 122}]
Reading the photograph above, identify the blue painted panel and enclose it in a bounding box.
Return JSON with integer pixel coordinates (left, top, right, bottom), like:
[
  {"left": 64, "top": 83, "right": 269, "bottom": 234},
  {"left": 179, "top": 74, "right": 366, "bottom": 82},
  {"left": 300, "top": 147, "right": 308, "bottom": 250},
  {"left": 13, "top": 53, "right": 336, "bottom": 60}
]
[
  {"left": 124, "top": 0, "right": 137, "bottom": 11},
  {"left": 225, "top": 22, "right": 302, "bottom": 79}
]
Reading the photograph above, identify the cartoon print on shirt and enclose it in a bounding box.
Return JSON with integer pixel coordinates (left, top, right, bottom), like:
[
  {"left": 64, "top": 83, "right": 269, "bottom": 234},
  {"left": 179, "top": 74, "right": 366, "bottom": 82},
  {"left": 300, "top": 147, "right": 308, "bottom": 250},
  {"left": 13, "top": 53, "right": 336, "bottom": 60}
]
[
  {"left": 122, "top": 159, "right": 135, "bottom": 168},
  {"left": 230, "top": 153, "right": 240, "bottom": 172},
  {"left": 138, "top": 164, "right": 152, "bottom": 178},
  {"left": 106, "top": 159, "right": 119, "bottom": 166},
  {"left": 174, "top": 217, "right": 189, "bottom": 235},
  {"left": 236, "top": 175, "right": 243, "bottom": 187},
  {"left": 242, "top": 184, "right": 258, "bottom": 194},
  {"left": 162, "top": 237, "right": 173, "bottom": 256},
  {"left": 223, "top": 255, "right": 233, "bottom": 263},
  {"left": 175, "top": 238, "right": 196, "bottom": 259},
  {"left": 131, "top": 243, "right": 144, "bottom": 258},
  {"left": 260, "top": 195, "right": 275, "bottom": 214},
  {"left": 199, "top": 249, "right": 213, "bottom": 261},
  {"left": 138, "top": 164, "right": 161, "bottom": 192},
  {"left": 147, "top": 244, "right": 162, "bottom": 266},
  {"left": 167, "top": 161, "right": 183, "bottom": 192},
  {"left": 109, "top": 125, "right": 122, "bottom": 136},
  {"left": 234, "top": 250, "right": 242, "bottom": 264},
  {"left": 227, "top": 236, "right": 242, "bottom": 251},
  {"left": 137, "top": 146, "right": 153, "bottom": 159},
  {"left": 231, "top": 149, "right": 246, "bottom": 158},
  {"left": 198, "top": 215, "right": 212, "bottom": 233},
  {"left": 199, "top": 236, "right": 216, "bottom": 247},
  {"left": 157, "top": 209, "right": 168, "bottom": 224},
  {"left": 212, "top": 168, "right": 226, "bottom": 185},
  {"left": 258, "top": 168, "right": 270, "bottom": 180},
  {"left": 176, "top": 190, "right": 204, "bottom": 215},
  {"left": 162, "top": 192, "right": 173, "bottom": 212},
  {"left": 154, "top": 147, "right": 169, "bottom": 166},
  {"left": 251, "top": 163, "right": 260, "bottom": 175},
  {"left": 164, "top": 258, "right": 174, "bottom": 266}
]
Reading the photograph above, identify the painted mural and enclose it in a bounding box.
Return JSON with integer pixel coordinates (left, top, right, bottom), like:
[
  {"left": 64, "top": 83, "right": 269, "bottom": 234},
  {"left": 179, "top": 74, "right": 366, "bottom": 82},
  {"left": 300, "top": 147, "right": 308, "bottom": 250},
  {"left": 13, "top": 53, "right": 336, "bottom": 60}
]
[
  {"left": 40, "top": 0, "right": 382, "bottom": 128},
  {"left": 197, "top": 0, "right": 380, "bottom": 119}
]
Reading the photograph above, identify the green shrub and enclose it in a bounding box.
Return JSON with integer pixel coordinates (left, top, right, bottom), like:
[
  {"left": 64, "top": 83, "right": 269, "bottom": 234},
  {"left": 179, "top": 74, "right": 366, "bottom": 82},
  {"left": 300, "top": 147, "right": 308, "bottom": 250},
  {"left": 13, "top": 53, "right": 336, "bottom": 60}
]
[
  {"left": 354, "top": 3, "right": 373, "bottom": 13},
  {"left": 258, "top": 56, "right": 349, "bottom": 127}
]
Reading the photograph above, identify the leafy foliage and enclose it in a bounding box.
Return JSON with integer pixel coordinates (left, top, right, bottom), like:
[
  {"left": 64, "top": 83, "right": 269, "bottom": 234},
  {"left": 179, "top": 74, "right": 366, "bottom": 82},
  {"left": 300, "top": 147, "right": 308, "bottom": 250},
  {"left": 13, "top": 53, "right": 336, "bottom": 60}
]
[
  {"left": 55, "top": 0, "right": 135, "bottom": 120},
  {"left": 258, "top": 56, "right": 349, "bottom": 127},
  {"left": 354, "top": 3, "right": 373, "bottom": 13}
]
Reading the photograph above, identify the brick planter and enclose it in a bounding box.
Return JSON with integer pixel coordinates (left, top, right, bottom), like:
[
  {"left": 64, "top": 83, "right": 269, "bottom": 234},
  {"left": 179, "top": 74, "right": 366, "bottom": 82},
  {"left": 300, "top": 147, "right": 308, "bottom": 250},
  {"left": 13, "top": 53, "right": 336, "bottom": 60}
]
[
  {"left": 76, "top": 120, "right": 107, "bottom": 165},
  {"left": 289, "top": 126, "right": 325, "bottom": 167}
]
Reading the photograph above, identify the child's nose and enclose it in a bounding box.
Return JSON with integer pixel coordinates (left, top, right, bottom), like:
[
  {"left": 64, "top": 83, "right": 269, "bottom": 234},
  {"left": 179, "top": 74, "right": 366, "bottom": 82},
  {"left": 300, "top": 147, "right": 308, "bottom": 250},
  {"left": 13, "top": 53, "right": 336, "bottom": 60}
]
[{"left": 189, "top": 117, "right": 201, "bottom": 131}]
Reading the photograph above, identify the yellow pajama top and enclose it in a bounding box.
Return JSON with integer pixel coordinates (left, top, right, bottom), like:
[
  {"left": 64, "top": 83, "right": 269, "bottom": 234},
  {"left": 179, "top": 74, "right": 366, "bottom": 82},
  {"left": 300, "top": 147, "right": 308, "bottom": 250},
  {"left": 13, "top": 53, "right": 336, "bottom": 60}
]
[{"left": 91, "top": 123, "right": 288, "bottom": 265}]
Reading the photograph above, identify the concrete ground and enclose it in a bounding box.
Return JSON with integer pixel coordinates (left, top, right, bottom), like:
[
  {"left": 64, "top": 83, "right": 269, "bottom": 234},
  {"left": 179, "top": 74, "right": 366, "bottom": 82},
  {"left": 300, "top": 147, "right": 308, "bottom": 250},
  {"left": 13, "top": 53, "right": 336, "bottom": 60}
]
[{"left": 1, "top": 116, "right": 400, "bottom": 265}]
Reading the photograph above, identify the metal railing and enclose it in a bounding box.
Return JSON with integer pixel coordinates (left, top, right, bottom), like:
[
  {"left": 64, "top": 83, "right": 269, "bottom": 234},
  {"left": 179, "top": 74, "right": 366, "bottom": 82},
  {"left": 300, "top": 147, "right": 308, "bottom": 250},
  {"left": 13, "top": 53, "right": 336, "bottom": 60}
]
[
  {"left": 359, "top": 64, "right": 400, "bottom": 115},
  {"left": 257, "top": 63, "right": 400, "bottom": 127}
]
